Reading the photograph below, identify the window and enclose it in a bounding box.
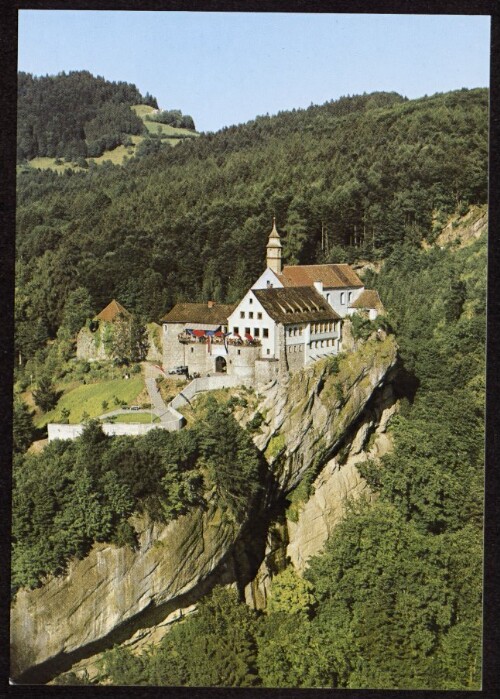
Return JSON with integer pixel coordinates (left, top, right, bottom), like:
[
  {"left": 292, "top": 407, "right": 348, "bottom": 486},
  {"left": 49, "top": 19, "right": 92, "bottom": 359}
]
[
  {"left": 245, "top": 327, "right": 250, "bottom": 335},
  {"left": 257, "top": 312, "right": 262, "bottom": 320},
  {"left": 263, "top": 328, "right": 269, "bottom": 338},
  {"left": 326, "top": 293, "right": 331, "bottom": 304},
  {"left": 191, "top": 347, "right": 194, "bottom": 353},
  {"left": 240, "top": 311, "right": 245, "bottom": 319},
  {"left": 249, "top": 297, "right": 253, "bottom": 304},
  {"left": 238, "top": 349, "right": 241, "bottom": 355},
  {"left": 348, "top": 291, "right": 352, "bottom": 302},
  {"left": 234, "top": 326, "right": 239, "bottom": 334},
  {"left": 254, "top": 328, "right": 260, "bottom": 337},
  {"left": 341, "top": 292, "right": 345, "bottom": 304},
  {"left": 249, "top": 312, "right": 254, "bottom": 319},
  {"left": 266, "top": 349, "right": 270, "bottom": 355}
]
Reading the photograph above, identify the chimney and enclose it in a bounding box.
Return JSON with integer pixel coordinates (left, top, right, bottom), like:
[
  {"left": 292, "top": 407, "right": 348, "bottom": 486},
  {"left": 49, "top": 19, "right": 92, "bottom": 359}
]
[
  {"left": 207, "top": 300, "right": 216, "bottom": 308},
  {"left": 313, "top": 280, "right": 323, "bottom": 294}
]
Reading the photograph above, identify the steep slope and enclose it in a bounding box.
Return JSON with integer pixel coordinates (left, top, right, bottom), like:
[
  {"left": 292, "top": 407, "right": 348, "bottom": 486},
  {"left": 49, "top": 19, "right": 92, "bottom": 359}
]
[
  {"left": 17, "top": 71, "right": 156, "bottom": 161},
  {"left": 11, "top": 334, "right": 397, "bottom": 683},
  {"left": 15, "top": 88, "right": 488, "bottom": 356}
]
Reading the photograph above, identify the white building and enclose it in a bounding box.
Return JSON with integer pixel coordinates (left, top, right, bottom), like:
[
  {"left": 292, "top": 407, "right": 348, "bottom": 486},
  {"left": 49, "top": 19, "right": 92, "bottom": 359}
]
[
  {"left": 227, "top": 284, "right": 342, "bottom": 373},
  {"left": 160, "top": 220, "right": 383, "bottom": 385},
  {"left": 252, "top": 223, "right": 369, "bottom": 318}
]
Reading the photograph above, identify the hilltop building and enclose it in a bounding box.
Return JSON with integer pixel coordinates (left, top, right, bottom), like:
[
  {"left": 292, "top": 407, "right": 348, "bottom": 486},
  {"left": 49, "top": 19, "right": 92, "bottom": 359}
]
[
  {"left": 77, "top": 299, "right": 162, "bottom": 362},
  {"left": 161, "top": 221, "right": 383, "bottom": 385}
]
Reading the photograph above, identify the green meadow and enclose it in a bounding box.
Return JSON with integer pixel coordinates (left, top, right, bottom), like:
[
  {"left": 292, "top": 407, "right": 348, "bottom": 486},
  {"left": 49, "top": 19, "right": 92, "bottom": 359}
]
[
  {"left": 36, "top": 375, "right": 144, "bottom": 427},
  {"left": 111, "top": 412, "right": 160, "bottom": 424}
]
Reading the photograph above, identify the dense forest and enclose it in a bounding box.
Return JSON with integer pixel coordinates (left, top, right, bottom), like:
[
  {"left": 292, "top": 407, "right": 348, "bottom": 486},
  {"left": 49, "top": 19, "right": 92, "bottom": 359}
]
[
  {"left": 13, "top": 84, "right": 487, "bottom": 689},
  {"left": 12, "top": 399, "right": 262, "bottom": 592},
  {"left": 15, "top": 88, "right": 487, "bottom": 367},
  {"left": 51, "top": 237, "right": 486, "bottom": 690},
  {"left": 17, "top": 71, "right": 159, "bottom": 161}
]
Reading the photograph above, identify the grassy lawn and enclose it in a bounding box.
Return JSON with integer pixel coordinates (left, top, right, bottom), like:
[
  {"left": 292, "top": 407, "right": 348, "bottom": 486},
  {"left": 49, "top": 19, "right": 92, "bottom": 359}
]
[
  {"left": 89, "top": 142, "right": 137, "bottom": 165},
  {"left": 132, "top": 103, "right": 199, "bottom": 138},
  {"left": 131, "top": 104, "right": 156, "bottom": 118},
  {"left": 25, "top": 103, "right": 199, "bottom": 172},
  {"left": 109, "top": 412, "right": 160, "bottom": 424},
  {"left": 29, "top": 157, "right": 86, "bottom": 172},
  {"left": 36, "top": 375, "right": 144, "bottom": 427},
  {"left": 142, "top": 121, "right": 199, "bottom": 138}
]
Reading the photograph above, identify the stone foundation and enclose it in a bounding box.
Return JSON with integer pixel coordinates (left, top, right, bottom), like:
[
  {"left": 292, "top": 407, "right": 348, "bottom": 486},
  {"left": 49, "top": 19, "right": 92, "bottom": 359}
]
[
  {"left": 255, "top": 358, "right": 280, "bottom": 387},
  {"left": 47, "top": 414, "right": 183, "bottom": 442}
]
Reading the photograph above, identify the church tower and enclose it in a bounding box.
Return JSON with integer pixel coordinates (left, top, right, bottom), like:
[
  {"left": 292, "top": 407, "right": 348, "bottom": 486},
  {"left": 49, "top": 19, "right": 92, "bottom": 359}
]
[{"left": 266, "top": 218, "right": 282, "bottom": 274}]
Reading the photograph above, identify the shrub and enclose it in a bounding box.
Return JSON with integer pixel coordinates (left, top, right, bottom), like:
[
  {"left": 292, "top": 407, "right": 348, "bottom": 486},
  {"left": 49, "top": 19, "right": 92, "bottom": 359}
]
[{"left": 247, "top": 411, "right": 264, "bottom": 432}]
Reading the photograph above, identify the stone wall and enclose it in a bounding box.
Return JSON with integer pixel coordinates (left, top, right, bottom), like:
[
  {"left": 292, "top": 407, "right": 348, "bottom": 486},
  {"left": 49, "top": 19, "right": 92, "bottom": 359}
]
[
  {"left": 162, "top": 323, "right": 186, "bottom": 371},
  {"left": 77, "top": 323, "right": 162, "bottom": 363},
  {"left": 170, "top": 375, "right": 250, "bottom": 410},
  {"left": 48, "top": 414, "right": 183, "bottom": 442},
  {"left": 254, "top": 358, "right": 280, "bottom": 387},
  {"left": 284, "top": 342, "right": 306, "bottom": 373},
  {"left": 163, "top": 330, "right": 230, "bottom": 376},
  {"left": 226, "top": 344, "right": 261, "bottom": 381},
  {"left": 182, "top": 343, "right": 215, "bottom": 376},
  {"left": 146, "top": 323, "right": 163, "bottom": 363},
  {"left": 76, "top": 327, "right": 109, "bottom": 361}
]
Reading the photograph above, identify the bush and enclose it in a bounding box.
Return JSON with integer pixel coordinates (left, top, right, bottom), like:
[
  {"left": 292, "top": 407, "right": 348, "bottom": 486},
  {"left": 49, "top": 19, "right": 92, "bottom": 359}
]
[
  {"left": 350, "top": 313, "right": 377, "bottom": 341},
  {"left": 112, "top": 520, "right": 137, "bottom": 549},
  {"left": 247, "top": 411, "right": 264, "bottom": 432}
]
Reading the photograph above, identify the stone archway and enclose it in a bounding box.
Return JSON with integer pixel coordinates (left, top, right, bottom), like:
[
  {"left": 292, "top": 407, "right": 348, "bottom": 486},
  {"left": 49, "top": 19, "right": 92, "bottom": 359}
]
[{"left": 215, "top": 356, "right": 227, "bottom": 373}]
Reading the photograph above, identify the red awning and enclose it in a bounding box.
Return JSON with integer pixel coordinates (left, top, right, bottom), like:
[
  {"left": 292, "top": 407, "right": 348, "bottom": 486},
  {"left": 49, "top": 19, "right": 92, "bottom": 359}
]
[
  {"left": 193, "top": 329, "right": 206, "bottom": 337},
  {"left": 214, "top": 330, "right": 224, "bottom": 337},
  {"left": 245, "top": 333, "right": 253, "bottom": 341}
]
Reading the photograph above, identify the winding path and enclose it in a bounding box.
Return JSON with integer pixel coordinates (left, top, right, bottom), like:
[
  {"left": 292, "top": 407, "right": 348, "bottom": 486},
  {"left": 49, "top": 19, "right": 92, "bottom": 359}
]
[
  {"left": 98, "top": 364, "right": 181, "bottom": 426},
  {"left": 143, "top": 363, "right": 179, "bottom": 425}
]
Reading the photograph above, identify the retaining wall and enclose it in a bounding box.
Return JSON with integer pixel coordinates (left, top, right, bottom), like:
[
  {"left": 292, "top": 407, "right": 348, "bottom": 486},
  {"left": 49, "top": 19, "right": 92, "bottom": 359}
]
[
  {"left": 170, "top": 375, "right": 251, "bottom": 410},
  {"left": 48, "top": 412, "right": 183, "bottom": 442}
]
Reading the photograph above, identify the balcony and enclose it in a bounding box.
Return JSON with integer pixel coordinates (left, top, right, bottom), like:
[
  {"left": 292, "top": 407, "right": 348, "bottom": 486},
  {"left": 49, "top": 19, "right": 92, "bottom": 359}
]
[{"left": 178, "top": 332, "right": 261, "bottom": 347}]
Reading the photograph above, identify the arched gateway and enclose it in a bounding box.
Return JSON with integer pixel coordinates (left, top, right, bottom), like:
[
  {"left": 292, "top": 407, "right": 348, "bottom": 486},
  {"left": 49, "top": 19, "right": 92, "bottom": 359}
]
[{"left": 215, "top": 356, "right": 227, "bottom": 373}]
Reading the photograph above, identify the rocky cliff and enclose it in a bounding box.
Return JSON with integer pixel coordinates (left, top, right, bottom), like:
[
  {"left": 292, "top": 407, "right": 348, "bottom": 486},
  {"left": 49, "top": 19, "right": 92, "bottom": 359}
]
[{"left": 11, "top": 334, "right": 398, "bottom": 683}]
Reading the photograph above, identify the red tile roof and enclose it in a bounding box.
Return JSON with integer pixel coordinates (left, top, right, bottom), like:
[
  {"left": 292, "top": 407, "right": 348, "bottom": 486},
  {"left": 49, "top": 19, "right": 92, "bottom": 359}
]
[
  {"left": 349, "top": 289, "right": 384, "bottom": 311},
  {"left": 281, "top": 264, "right": 363, "bottom": 289},
  {"left": 161, "top": 302, "right": 237, "bottom": 325},
  {"left": 94, "top": 299, "right": 131, "bottom": 322},
  {"left": 253, "top": 287, "right": 341, "bottom": 324}
]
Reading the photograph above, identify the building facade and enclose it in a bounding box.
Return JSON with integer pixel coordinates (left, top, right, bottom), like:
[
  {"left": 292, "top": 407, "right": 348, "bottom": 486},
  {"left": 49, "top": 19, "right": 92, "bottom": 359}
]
[{"left": 160, "top": 221, "right": 383, "bottom": 386}]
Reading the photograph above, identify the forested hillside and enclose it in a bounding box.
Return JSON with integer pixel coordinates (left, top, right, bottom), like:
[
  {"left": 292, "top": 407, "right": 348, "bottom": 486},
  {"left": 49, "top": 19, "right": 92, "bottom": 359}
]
[
  {"left": 15, "top": 88, "right": 487, "bottom": 367},
  {"left": 13, "top": 85, "right": 487, "bottom": 689},
  {"left": 75, "top": 237, "right": 486, "bottom": 690}
]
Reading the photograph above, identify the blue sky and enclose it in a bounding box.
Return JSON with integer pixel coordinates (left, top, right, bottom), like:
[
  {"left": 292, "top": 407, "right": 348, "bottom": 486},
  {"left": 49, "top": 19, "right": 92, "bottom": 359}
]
[{"left": 18, "top": 11, "right": 490, "bottom": 133}]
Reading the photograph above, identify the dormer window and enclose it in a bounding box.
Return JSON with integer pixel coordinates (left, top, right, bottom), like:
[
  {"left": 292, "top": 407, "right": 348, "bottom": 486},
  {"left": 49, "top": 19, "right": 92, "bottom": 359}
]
[{"left": 340, "top": 292, "right": 345, "bottom": 304}]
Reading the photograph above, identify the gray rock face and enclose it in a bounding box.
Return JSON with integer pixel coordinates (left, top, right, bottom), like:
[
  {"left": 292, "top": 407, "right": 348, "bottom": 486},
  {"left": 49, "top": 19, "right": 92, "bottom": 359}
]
[
  {"left": 255, "top": 335, "right": 398, "bottom": 495},
  {"left": 11, "top": 504, "right": 241, "bottom": 682},
  {"left": 11, "top": 335, "right": 398, "bottom": 683},
  {"left": 287, "top": 458, "right": 371, "bottom": 571}
]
